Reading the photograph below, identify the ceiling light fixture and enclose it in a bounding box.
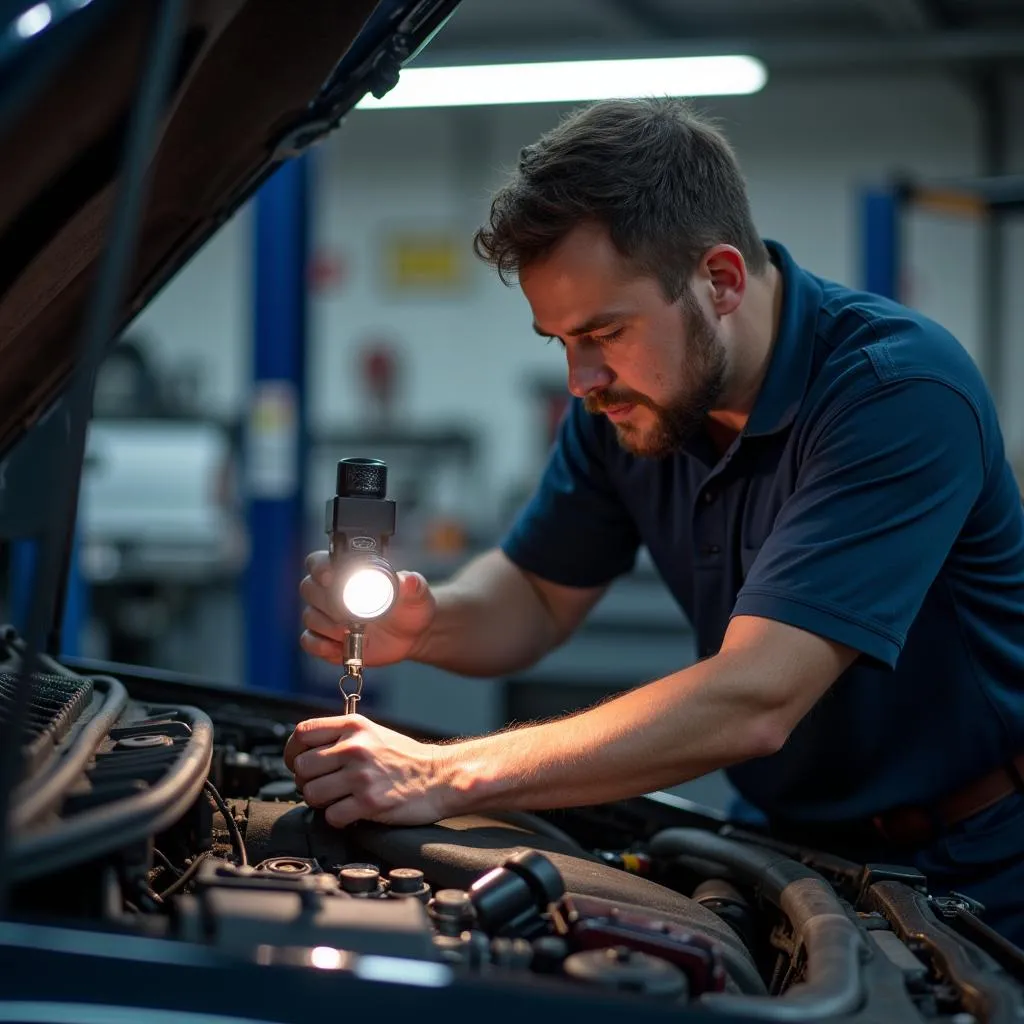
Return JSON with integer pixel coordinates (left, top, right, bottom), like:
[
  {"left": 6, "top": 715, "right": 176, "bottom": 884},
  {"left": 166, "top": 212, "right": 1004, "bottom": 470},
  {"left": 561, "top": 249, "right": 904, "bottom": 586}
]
[
  {"left": 14, "top": 3, "right": 52, "bottom": 38},
  {"left": 356, "top": 54, "right": 768, "bottom": 110}
]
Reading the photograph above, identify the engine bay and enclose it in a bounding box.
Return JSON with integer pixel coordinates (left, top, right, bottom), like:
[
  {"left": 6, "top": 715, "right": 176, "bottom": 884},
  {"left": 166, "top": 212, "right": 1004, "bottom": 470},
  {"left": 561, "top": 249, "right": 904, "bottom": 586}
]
[{"left": 4, "top": 635, "right": 1024, "bottom": 1022}]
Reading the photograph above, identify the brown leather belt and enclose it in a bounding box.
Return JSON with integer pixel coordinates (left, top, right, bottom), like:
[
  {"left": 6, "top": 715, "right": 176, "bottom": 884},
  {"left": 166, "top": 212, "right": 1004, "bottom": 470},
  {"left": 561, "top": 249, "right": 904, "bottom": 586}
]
[{"left": 871, "top": 752, "right": 1024, "bottom": 846}]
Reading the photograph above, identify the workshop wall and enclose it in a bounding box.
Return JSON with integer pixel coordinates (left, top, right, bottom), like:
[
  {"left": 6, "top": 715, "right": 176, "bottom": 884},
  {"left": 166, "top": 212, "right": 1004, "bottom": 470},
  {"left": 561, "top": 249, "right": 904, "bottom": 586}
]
[
  {"left": 132, "top": 207, "right": 253, "bottom": 420},
  {"left": 134, "top": 70, "right": 1024, "bottom": 530}
]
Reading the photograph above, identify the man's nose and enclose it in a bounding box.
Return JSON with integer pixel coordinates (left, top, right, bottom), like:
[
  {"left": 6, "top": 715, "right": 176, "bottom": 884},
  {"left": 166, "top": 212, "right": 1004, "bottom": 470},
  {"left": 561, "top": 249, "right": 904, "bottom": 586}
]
[{"left": 566, "top": 347, "right": 613, "bottom": 398}]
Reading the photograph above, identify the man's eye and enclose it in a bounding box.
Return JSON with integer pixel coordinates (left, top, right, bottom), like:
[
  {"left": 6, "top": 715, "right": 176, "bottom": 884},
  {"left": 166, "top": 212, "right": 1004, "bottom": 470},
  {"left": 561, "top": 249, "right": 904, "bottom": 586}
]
[{"left": 543, "top": 327, "right": 623, "bottom": 348}]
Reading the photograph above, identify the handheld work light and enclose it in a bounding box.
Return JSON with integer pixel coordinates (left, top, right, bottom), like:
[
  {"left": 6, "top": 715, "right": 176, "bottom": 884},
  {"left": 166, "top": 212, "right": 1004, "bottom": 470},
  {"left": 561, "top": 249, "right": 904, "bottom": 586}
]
[{"left": 325, "top": 457, "right": 398, "bottom": 713}]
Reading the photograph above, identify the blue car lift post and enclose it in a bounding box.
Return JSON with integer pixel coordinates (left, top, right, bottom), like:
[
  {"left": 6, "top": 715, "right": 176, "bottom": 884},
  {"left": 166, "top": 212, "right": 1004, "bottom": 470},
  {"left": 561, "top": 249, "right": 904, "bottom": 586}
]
[
  {"left": 245, "top": 154, "right": 310, "bottom": 694},
  {"left": 860, "top": 174, "right": 1024, "bottom": 415},
  {"left": 8, "top": 532, "right": 86, "bottom": 659}
]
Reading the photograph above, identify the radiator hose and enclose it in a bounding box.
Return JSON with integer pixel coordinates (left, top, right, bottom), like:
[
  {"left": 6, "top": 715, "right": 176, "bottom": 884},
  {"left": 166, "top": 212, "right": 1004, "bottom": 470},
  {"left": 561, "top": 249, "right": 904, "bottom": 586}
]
[{"left": 649, "top": 828, "right": 867, "bottom": 1020}]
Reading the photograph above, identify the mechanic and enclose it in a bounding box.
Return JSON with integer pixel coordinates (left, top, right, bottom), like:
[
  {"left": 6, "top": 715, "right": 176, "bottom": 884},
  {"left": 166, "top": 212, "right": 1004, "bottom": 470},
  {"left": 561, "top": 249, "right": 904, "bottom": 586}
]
[{"left": 286, "top": 97, "right": 1024, "bottom": 945}]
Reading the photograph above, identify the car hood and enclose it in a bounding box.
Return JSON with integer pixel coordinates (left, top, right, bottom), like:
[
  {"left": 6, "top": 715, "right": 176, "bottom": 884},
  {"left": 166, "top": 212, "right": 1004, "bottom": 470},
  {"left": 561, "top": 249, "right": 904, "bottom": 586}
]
[{"left": 0, "top": 0, "right": 458, "bottom": 459}]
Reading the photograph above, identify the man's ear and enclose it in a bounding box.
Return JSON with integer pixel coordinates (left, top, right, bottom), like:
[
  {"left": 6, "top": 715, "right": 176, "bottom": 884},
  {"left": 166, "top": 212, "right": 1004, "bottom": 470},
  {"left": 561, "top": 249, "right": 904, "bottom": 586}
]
[{"left": 703, "top": 245, "right": 746, "bottom": 317}]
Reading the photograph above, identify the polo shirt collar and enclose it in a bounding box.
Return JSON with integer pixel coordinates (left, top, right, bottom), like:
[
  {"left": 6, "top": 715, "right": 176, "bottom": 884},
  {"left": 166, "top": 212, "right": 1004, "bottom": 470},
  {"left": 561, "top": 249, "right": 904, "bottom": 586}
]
[{"left": 742, "top": 240, "right": 821, "bottom": 438}]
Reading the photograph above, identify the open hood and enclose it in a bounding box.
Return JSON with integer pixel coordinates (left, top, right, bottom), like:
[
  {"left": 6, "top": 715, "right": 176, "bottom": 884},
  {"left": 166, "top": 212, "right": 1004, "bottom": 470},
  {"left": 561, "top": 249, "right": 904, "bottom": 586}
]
[{"left": 0, "top": 0, "right": 459, "bottom": 459}]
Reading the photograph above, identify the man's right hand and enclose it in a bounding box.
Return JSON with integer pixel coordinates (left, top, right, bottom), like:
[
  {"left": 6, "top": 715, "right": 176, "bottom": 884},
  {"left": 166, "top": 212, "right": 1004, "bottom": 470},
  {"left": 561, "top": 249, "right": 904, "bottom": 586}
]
[{"left": 299, "top": 550, "right": 437, "bottom": 667}]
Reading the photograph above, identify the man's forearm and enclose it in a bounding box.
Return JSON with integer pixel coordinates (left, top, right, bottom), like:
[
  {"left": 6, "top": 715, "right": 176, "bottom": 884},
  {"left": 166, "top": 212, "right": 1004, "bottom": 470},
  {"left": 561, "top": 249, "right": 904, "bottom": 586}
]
[
  {"left": 438, "top": 648, "right": 790, "bottom": 812},
  {"left": 410, "top": 549, "right": 562, "bottom": 678}
]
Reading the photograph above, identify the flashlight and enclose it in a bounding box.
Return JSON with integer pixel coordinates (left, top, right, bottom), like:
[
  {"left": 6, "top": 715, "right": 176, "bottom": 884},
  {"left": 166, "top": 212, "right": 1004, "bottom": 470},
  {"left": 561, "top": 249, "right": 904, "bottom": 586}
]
[{"left": 326, "top": 457, "right": 398, "bottom": 713}]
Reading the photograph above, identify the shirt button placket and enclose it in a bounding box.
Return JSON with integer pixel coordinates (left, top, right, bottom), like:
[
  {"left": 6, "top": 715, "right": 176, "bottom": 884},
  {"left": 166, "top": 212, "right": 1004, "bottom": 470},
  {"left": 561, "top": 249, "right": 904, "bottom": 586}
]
[
  {"left": 692, "top": 479, "right": 728, "bottom": 662},
  {"left": 694, "top": 485, "right": 725, "bottom": 563}
]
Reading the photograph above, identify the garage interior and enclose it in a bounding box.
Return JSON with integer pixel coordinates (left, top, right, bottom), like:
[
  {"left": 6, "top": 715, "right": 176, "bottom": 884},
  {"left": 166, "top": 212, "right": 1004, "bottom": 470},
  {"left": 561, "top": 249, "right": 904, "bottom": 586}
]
[{"left": 7, "top": 0, "right": 1023, "bottom": 815}]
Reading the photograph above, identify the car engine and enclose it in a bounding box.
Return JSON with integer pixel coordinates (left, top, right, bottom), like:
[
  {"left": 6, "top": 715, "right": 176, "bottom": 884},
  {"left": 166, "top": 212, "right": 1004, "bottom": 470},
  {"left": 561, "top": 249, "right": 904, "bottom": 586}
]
[{"left": 4, "top": 633, "right": 1024, "bottom": 1022}]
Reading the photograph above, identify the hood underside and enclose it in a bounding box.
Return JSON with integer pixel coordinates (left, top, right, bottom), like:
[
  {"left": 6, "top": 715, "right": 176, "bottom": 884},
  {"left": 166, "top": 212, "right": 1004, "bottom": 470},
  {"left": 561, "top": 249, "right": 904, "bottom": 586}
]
[{"left": 0, "top": 0, "right": 448, "bottom": 458}]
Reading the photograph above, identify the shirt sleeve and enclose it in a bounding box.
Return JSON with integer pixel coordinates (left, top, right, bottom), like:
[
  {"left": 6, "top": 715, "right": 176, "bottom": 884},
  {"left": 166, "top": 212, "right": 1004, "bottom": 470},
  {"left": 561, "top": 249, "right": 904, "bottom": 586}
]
[
  {"left": 500, "top": 398, "right": 641, "bottom": 587},
  {"left": 731, "top": 378, "right": 985, "bottom": 667}
]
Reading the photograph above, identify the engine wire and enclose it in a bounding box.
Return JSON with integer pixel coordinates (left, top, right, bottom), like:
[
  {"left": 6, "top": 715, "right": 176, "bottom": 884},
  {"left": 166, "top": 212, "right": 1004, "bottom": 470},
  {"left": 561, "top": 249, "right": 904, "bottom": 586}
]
[
  {"left": 146, "top": 781, "right": 249, "bottom": 903},
  {"left": 153, "top": 848, "right": 182, "bottom": 878},
  {"left": 204, "top": 779, "right": 248, "bottom": 867},
  {"left": 157, "top": 850, "right": 213, "bottom": 899},
  {"left": 141, "top": 884, "right": 164, "bottom": 907}
]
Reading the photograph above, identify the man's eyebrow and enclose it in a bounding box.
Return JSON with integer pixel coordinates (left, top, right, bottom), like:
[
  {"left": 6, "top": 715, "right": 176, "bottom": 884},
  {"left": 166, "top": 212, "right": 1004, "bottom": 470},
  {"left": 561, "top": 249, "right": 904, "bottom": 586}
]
[{"left": 532, "top": 311, "right": 631, "bottom": 338}]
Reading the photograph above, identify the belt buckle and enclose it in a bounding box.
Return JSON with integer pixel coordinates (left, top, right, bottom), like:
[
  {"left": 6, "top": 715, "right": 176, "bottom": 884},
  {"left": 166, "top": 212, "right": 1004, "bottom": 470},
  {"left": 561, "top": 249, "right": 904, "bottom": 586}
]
[{"left": 872, "top": 806, "right": 936, "bottom": 847}]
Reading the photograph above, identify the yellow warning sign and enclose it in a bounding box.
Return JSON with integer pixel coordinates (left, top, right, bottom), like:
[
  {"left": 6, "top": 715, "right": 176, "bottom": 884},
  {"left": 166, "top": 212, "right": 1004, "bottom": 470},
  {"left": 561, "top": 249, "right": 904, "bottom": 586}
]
[{"left": 383, "top": 232, "right": 467, "bottom": 292}]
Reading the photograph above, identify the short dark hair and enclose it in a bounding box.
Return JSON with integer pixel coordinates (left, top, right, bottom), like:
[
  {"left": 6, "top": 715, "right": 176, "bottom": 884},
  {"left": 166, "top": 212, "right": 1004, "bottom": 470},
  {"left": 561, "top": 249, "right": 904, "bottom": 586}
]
[{"left": 473, "top": 97, "right": 769, "bottom": 299}]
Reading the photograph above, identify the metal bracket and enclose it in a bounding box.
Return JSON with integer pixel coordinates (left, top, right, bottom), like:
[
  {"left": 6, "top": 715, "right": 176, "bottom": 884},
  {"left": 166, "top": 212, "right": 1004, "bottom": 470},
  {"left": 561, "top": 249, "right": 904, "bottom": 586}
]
[{"left": 271, "top": 33, "right": 412, "bottom": 161}]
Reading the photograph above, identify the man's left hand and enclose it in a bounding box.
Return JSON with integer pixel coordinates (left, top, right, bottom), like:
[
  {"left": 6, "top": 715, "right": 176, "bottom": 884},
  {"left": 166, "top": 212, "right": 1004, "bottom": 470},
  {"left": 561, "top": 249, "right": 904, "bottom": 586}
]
[{"left": 283, "top": 715, "right": 455, "bottom": 828}]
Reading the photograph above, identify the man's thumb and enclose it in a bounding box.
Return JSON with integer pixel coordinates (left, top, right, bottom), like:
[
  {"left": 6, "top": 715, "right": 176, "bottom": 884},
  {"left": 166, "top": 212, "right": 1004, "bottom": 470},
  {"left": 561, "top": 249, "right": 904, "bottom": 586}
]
[{"left": 398, "top": 571, "right": 428, "bottom": 600}]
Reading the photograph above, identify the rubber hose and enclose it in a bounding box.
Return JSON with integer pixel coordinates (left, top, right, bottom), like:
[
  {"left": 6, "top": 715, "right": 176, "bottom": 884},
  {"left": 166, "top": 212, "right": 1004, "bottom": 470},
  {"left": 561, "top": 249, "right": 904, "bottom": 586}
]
[
  {"left": 649, "top": 828, "right": 866, "bottom": 1020},
  {"left": 694, "top": 877, "right": 757, "bottom": 949}
]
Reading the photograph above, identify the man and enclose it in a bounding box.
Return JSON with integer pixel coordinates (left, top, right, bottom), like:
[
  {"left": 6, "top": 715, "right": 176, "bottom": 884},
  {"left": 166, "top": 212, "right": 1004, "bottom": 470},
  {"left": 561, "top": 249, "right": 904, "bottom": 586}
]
[{"left": 286, "top": 98, "right": 1024, "bottom": 944}]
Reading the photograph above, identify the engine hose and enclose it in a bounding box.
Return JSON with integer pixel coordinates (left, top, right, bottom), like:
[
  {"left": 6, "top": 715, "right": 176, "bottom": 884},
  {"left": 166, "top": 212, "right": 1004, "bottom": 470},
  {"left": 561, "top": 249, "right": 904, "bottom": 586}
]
[
  {"left": 693, "top": 877, "right": 757, "bottom": 951},
  {"left": 648, "top": 828, "right": 866, "bottom": 1020}
]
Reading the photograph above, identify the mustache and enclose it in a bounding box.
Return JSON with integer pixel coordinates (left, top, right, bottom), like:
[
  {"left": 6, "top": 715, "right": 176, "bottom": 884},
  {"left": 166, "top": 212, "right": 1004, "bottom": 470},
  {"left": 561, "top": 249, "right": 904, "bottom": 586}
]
[{"left": 584, "top": 390, "right": 650, "bottom": 414}]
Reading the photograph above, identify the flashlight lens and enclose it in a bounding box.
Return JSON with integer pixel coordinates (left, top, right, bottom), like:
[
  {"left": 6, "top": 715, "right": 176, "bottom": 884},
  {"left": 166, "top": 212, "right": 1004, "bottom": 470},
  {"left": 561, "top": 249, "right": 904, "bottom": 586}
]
[{"left": 342, "top": 567, "right": 396, "bottom": 619}]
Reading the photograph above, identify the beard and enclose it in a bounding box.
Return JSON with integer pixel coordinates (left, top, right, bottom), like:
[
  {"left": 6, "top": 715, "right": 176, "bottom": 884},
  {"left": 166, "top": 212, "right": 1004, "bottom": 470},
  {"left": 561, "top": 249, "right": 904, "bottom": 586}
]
[{"left": 584, "top": 293, "right": 727, "bottom": 458}]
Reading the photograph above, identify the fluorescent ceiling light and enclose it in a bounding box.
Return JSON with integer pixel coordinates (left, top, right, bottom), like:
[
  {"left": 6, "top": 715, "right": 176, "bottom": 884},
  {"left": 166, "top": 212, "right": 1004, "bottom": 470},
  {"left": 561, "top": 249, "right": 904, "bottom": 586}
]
[
  {"left": 356, "top": 55, "right": 767, "bottom": 110},
  {"left": 15, "top": 3, "right": 52, "bottom": 38}
]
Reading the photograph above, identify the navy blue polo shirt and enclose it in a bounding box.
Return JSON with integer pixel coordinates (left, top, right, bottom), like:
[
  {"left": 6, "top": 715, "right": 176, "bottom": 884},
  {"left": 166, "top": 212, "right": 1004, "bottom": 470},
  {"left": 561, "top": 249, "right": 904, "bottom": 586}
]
[{"left": 501, "top": 240, "right": 1024, "bottom": 824}]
